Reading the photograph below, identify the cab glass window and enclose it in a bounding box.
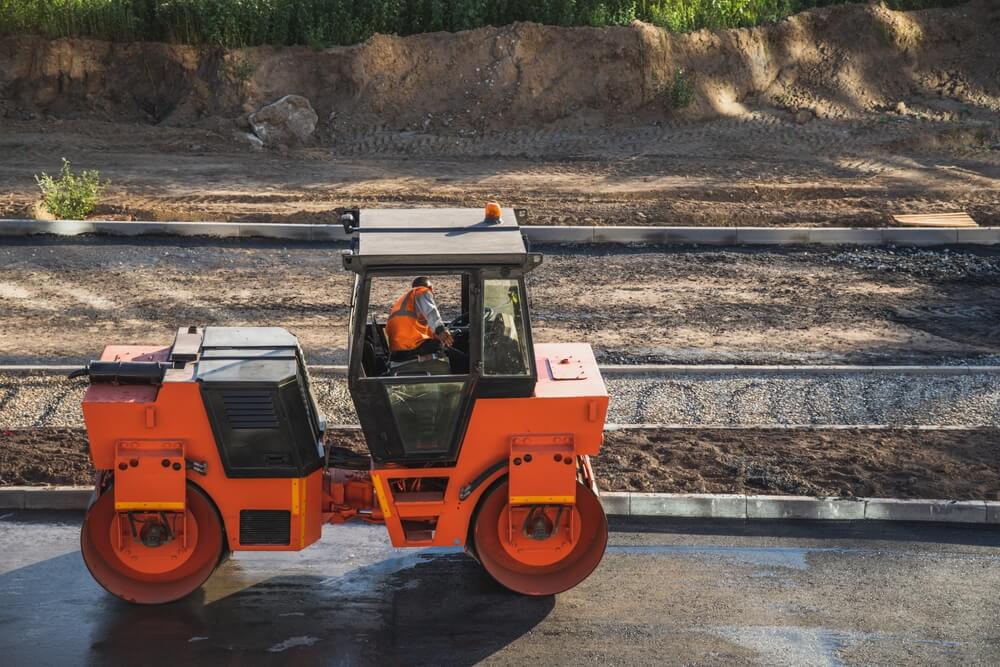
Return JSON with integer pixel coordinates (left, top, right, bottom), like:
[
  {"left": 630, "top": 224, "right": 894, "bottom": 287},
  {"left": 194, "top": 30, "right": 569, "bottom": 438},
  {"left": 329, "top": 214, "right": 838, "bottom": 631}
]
[
  {"left": 361, "top": 274, "right": 467, "bottom": 378},
  {"left": 386, "top": 381, "right": 464, "bottom": 455},
  {"left": 482, "top": 279, "right": 531, "bottom": 376}
]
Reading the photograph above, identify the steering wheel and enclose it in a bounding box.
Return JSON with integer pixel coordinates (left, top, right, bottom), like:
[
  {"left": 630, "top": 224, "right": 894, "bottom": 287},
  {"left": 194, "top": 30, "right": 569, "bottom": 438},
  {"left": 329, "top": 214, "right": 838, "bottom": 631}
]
[{"left": 449, "top": 307, "right": 493, "bottom": 329}]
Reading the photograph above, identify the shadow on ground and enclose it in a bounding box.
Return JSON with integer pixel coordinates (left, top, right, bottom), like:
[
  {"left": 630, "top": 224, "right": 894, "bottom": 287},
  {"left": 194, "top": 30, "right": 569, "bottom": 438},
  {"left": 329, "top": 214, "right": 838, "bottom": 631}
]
[{"left": 0, "top": 544, "right": 553, "bottom": 666}]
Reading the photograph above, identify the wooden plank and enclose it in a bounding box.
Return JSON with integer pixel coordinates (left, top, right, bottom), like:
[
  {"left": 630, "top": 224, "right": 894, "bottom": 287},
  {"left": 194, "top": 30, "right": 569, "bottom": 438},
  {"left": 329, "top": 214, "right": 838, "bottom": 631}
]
[{"left": 892, "top": 212, "right": 978, "bottom": 228}]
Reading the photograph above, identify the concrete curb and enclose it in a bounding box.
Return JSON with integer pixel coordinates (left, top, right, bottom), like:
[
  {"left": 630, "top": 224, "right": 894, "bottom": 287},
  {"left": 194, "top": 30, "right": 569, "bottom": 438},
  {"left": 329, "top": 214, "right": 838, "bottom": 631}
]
[
  {"left": 0, "top": 487, "right": 92, "bottom": 510},
  {"left": 4, "top": 487, "right": 998, "bottom": 525},
  {"left": 594, "top": 364, "right": 1000, "bottom": 376},
  {"left": 2, "top": 219, "right": 999, "bottom": 247},
  {"left": 600, "top": 493, "right": 1000, "bottom": 524},
  {"left": 0, "top": 219, "right": 350, "bottom": 241},
  {"left": 602, "top": 424, "right": 995, "bottom": 431}
]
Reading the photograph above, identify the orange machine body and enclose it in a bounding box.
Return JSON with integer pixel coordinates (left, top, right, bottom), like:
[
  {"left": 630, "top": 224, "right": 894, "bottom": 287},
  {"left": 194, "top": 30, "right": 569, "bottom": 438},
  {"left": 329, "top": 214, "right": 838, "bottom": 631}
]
[
  {"left": 78, "top": 207, "right": 610, "bottom": 602},
  {"left": 371, "top": 343, "right": 606, "bottom": 548},
  {"left": 82, "top": 342, "right": 606, "bottom": 553},
  {"left": 83, "top": 345, "right": 323, "bottom": 553}
]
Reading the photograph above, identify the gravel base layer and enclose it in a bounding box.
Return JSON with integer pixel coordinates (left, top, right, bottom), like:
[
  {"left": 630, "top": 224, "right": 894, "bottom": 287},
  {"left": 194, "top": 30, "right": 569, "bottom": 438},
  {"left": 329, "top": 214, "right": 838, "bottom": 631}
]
[
  {"left": 4, "top": 427, "right": 999, "bottom": 500},
  {"left": 4, "top": 371, "right": 1000, "bottom": 429}
]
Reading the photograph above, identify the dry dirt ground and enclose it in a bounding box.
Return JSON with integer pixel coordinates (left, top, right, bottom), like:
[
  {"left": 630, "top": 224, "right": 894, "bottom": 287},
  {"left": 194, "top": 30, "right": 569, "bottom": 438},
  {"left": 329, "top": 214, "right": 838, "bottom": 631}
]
[
  {"left": 0, "top": 2, "right": 997, "bottom": 226},
  {"left": 0, "top": 113, "right": 996, "bottom": 228},
  {"left": 1, "top": 239, "right": 999, "bottom": 365},
  {"left": 5, "top": 427, "right": 999, "bottom": 500},
  {"left": 598, "top": 427, "right": 1000, "bottom": 498}
]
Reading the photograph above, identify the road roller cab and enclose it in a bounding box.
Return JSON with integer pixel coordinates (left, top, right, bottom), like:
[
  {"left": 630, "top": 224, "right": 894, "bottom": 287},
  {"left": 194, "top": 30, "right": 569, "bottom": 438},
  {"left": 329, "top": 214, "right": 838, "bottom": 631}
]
[{"left": 76, "top": 206, "right": 610, "bottom": 603}]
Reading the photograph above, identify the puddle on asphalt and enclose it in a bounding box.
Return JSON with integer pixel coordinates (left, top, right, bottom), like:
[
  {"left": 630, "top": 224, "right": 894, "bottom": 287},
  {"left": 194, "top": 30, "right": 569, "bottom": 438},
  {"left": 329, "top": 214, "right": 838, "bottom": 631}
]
[
  {"left": 607, "top": 545, "right": 859, "bottom": 570},
  {"left": 266, "top": 635, "right": 321, "bottom": 653},
  {"left": 711, "top": 625, "right": 860, "bottom": 667},
  {"left": 708, "top": 625, "right": 963, "bottom": 667},
  {"left": 316, "top": 547, "right": 461, "bottom": 593}
]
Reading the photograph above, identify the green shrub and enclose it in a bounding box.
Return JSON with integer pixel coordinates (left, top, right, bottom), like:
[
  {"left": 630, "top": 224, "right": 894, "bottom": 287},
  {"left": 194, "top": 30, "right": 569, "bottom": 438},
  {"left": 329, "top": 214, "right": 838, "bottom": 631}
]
[
  {"left": 225, "top": 53, "right": 256, "bottom": 89},
  {"left": 35, "top": 158, "right": 108, "bottom": 220},
  {"left": 0, "top": 1, "right": 970, "bottom": 48},
  {"left": 663, "top": 67, "right": 695, "bottom": 110}
]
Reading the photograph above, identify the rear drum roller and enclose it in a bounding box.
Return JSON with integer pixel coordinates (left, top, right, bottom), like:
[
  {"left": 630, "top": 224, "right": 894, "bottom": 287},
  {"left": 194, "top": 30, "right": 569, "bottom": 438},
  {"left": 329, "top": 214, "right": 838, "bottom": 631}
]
[
  {"left": 472, "top": 480, "right": 607, "bottom": 596},
  {"left": 81, "top": 482, "right": 224, "bottom": 604}
]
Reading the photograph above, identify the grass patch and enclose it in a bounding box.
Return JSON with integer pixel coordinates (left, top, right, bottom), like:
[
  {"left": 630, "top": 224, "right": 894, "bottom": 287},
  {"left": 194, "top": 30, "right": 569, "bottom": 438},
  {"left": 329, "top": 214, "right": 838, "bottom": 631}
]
[
  {"left": 662, "top": 67, "right": 695, "bottom": 110},
  {"left": 35, "top": 158, "right": 108, "bottom": 219},
  {"left": 0, "top": 1, "right": 970, "bottom": 48}
]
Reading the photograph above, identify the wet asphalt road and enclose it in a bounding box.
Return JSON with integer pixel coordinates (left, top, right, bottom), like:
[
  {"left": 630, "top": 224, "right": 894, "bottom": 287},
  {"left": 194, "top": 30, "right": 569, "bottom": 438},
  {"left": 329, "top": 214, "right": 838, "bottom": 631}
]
[{"left": 1, "top": 513, "right": 999, "bottom": 666}]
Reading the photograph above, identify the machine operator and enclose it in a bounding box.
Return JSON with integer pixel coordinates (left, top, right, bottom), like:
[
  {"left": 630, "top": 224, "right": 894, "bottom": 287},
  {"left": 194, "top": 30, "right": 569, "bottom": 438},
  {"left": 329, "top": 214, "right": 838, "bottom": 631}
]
[{"left": 386, "top": 276, "right": 468, "bottom": 373}]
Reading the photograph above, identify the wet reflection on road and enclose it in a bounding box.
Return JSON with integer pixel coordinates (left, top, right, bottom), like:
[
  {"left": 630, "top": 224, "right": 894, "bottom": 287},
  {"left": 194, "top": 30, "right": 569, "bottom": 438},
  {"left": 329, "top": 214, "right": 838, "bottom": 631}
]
[{"left": 0, "top": 516, "right": 553, "bottom": 666}]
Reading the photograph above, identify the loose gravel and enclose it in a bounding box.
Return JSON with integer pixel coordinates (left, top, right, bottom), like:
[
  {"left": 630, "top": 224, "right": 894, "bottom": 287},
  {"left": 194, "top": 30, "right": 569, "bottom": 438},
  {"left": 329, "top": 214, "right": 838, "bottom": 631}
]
[
  {"left": 4, "top": 370, "right": 1000, "bottom": 429},
  {"left": 824, "top": 247, "right": 1000, "bottom": 281},
  {"left": 605, "top": 371, "right": 1000, "bottom": 426}
]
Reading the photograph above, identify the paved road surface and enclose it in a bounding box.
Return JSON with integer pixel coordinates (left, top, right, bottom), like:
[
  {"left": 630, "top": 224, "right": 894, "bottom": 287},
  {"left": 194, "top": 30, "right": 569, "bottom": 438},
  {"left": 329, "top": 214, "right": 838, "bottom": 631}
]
[{"left": 1, "top": 512, "right": 998, "bottom": 666}]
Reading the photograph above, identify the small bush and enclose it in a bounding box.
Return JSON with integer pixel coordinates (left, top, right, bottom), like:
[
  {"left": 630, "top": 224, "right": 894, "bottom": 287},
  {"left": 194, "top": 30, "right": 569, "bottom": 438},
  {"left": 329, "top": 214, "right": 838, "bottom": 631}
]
[
  {"left": 35, "top": 159, "right": 108, "bottom": 220},
  {"left": 225, "top": 53, "right": 256, "bottom": 90},
  {"left": 663, "top": 68, "right": 695, "bottom": 110}
]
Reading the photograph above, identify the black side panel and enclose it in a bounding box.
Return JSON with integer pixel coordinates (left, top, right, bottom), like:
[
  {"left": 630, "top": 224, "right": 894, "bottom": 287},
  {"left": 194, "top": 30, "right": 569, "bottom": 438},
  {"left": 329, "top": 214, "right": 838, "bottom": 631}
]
[
  {"left": 201, "top": 379, "right": 323, "bottom": 478},
  {"left": 239, "top": 510, "right": 291, "bottom": 545},
  {"left": 195, "top": 331, "right": 324, "bottom": 479},
  {"left": 475, "top": 377, "right": 534, "bottom": 399},
  {"left": 222, "top": 389, "right": 280, "bottom": 429}
]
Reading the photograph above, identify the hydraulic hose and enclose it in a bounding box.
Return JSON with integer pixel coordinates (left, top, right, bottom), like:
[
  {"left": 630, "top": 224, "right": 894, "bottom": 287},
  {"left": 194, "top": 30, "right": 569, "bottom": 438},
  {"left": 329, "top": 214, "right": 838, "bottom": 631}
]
[{"left": 68, "top": 361, "right": 172, "bottom": 385}]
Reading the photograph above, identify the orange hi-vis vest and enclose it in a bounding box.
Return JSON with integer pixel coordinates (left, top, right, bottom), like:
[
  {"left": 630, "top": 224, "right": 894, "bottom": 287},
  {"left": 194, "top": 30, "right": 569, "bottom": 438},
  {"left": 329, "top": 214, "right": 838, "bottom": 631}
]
[{"left": 386, "top": 286, "right": 433, "bottom": 353}]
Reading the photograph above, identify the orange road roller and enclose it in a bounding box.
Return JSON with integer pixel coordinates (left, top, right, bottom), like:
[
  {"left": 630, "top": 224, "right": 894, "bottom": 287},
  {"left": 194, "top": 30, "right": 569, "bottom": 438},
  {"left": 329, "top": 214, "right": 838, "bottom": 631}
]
[{"left": 74, "top": 207, "right": 609, "bottom": 603}]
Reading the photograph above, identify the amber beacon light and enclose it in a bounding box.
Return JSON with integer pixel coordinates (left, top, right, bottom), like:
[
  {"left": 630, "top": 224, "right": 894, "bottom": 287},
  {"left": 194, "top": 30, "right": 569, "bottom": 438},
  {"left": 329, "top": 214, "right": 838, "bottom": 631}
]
[{"left": 484, "top": 201, "right": 502, "bottom": 222}]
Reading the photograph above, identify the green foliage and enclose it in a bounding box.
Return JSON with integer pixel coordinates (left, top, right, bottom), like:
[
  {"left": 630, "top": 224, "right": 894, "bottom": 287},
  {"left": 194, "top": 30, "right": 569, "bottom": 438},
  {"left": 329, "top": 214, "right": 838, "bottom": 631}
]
[
  {"left": 0, "top": 1, "right": 969, "bottom": 47},
  {"left": 225, "top": 52, "right": 256, "bottom": 88},
  {"left": 34, "top": 158, "right": 108, "bottom": 220},
  {"left": 662, "top": 67, "right": 694, "bottom": 110}
]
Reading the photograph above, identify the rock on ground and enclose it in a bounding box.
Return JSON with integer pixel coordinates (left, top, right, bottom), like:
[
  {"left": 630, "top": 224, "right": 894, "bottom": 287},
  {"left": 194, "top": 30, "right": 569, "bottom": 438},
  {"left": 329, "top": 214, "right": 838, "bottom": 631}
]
[
  {"left": 235, "top": 130, "right": 264, "bottom": 151},
  {"left": 249, "top": 95, "right": 317, "bottom": 146}
]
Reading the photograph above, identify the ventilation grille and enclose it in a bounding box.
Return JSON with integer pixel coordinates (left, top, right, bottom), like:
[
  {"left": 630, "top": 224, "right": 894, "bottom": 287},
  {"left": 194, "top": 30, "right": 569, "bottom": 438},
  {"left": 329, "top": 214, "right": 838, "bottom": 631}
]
[
  {"left": 222, "top": 390, "right": 279, "bottom": 429},
  {"left": 239, "top": 510, "right": 291, "bottom": 545}
]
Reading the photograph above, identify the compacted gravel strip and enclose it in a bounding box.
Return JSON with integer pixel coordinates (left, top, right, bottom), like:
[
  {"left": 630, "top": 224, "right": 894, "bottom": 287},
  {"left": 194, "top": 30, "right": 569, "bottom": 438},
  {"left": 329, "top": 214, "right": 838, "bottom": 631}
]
[
  {"left": 605, "top": 371, "right": 1000, "bottom": 426},
  {"left": 4, "top": 370, "right": 1000, "bottom": 429},
  {"left": 0, "top": 372, "right": 355, "bottom": 429}
]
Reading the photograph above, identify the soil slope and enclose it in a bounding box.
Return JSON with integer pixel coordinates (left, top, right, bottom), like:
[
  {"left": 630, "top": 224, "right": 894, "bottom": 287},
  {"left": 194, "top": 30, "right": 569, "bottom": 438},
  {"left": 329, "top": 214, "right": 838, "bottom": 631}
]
[
  {"left": 1, "top": 2, "right": 997, "bottom": 130},
  {"left": 0, "top": 2, "right": 996, "bottom": 226}
]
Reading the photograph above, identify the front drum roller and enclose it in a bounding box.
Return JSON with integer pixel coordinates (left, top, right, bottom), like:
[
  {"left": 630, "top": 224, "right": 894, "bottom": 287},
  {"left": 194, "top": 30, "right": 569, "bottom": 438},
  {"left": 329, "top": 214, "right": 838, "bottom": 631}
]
[
  {"left": 81, "top": 482, "right": 224, "bottom": 604},
  {"left": 472, "top": 479, "right": 608, "bottom": 596}
]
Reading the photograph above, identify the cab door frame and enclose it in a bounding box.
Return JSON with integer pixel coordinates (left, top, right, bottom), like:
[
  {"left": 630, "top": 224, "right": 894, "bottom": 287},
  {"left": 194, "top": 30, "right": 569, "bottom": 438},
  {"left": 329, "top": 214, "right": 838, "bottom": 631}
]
[{"left": 347, "top": 266, "right": 483, "bottom": 464}]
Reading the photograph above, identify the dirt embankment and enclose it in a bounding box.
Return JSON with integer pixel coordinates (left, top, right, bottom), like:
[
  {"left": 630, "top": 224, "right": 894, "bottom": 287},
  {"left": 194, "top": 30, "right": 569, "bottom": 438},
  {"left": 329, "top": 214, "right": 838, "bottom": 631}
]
[
  {"left": 1, "top": 2, "right": 997, "bottom": 132},
  {"left": 0, "top": 2, "right": 996, "bottom": 227},
  {"left": 4, "top": 427, "right": 1000, "bottom": 500}
]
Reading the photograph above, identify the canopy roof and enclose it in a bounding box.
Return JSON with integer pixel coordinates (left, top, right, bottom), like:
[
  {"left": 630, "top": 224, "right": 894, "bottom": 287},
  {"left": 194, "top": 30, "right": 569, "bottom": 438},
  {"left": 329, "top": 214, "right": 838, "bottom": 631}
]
[{"left": 342, "top": 208, "right": 538, "bottom": 271}]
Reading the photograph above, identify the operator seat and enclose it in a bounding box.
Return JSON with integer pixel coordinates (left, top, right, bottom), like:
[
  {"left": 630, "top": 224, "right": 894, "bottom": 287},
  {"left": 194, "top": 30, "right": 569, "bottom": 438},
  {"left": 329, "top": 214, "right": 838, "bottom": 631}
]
[
  {"left": 363, "top": 315, "right": 390, "bottom": 376},
  {"left": 388, "top": 353, "right": 451, "bottom": 376}
]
